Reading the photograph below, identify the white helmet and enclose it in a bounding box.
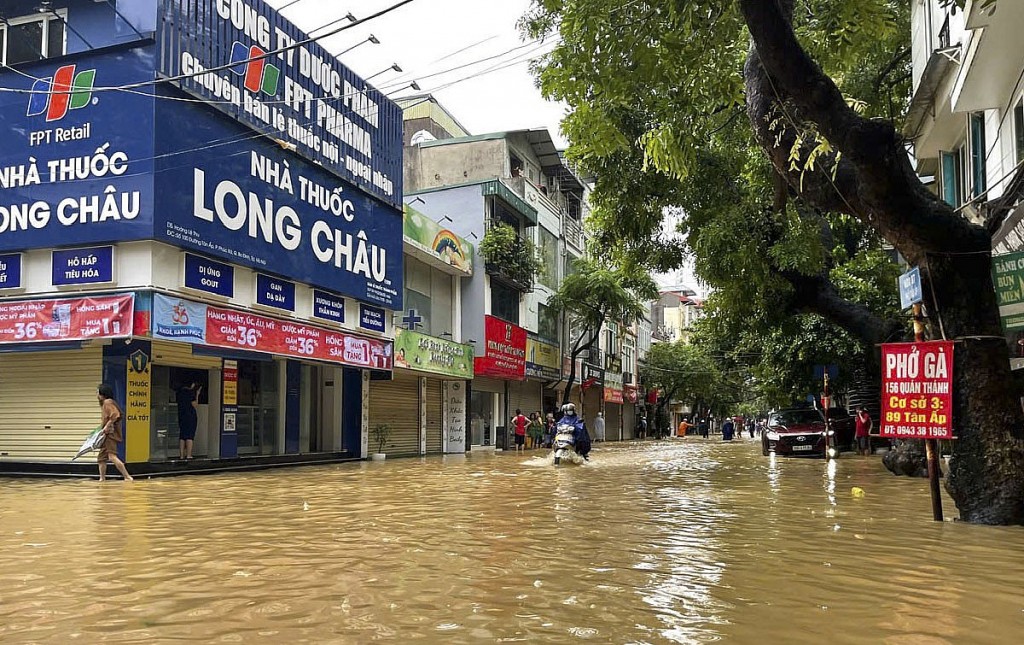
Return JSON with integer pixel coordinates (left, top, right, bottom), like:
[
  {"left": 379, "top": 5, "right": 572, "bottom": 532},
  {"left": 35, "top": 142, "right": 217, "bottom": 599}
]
[{"left": 561, "top": 403, "right": 576, "bottom": 415}]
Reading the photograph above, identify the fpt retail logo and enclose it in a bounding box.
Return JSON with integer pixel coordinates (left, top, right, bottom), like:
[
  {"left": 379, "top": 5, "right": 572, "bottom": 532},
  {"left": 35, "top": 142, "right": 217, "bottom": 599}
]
[
  {"left": 230, "top": 41, "right": 280, "bottom": 95},
  {"left": 26, "top": 64, "right": 97, "bottom": 122}
]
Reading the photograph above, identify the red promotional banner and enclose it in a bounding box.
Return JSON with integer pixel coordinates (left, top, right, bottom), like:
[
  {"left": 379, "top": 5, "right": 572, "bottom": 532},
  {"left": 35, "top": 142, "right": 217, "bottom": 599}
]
[
  {"left": 624, "top": 385, "right": 639, "bottom": 403},
  {"left": 204, "top": 305, "right": 393, "bottom": 370},
  {"left": 880, "top": 341, "right": 954, "bottom": 439},
  {"left": 0, "top": 294, "right": 134, "bottom": 344},
  {"left": 604, "top": 388, "right": 624, "bottom": 404},
  {"left": 474, "top": 315, "right": 526, "bottom": 380}
]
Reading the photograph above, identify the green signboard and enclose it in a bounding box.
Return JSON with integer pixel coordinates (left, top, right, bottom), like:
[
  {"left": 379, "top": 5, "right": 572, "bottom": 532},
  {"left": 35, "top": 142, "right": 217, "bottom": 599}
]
[
  {"left": 992, "top": 251, "right": 1024, "bottom": 331},
  {"left": 395, "top": 329, "right": 474, "bottom": 379},
  {"left": 404, "top": 204, "right": 474, "bottom": 274}
]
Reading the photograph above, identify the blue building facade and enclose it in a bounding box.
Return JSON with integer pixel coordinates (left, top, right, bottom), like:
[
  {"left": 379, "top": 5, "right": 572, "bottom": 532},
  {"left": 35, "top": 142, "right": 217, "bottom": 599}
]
[{"left": 0, "top": 0, "right": 403, "bottom": 472}]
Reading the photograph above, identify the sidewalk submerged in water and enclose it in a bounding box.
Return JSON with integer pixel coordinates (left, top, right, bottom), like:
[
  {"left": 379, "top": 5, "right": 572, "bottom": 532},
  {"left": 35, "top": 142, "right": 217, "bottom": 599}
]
[{"left": 0, "top": 452, "right": 364, "bottom": 480}]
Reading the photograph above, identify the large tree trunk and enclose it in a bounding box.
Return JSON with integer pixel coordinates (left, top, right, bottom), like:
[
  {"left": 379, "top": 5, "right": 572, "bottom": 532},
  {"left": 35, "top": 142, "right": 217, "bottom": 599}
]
[{"left": 739, "top": 0, "right": 1024, "bottom": 524}]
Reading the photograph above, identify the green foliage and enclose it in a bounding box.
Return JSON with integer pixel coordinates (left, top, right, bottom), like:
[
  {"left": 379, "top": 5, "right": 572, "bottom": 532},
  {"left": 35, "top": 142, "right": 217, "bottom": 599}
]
[
  {"left": 372, "top": 423, "right": 391, "bottom": 454},
  {"left": 522, "top": 0, "right": 909, "bottom": 404},
  {"left": 547, "top": 257, "right": 657, "bottom": 356},
  {"left": 641, "top": 341, "right": 731, "bottom": 414},
  {"left": 480, "top": 223, "right": 542, "bottom": 288}
]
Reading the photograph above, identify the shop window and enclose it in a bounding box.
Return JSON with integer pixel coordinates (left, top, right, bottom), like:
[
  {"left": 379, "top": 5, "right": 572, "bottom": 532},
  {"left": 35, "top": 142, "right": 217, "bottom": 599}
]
[
  {"left": 969, "top": 112, "right": 987, "bottom": 198},
  {"left": 491, "top": 280, "right": 520, "bottom": 325},
  {"left": 236, "top": 360, "right": 280, "bottom": 456},
  {"left": 1, "top": 13, "right": 66, "bottom": 66}
]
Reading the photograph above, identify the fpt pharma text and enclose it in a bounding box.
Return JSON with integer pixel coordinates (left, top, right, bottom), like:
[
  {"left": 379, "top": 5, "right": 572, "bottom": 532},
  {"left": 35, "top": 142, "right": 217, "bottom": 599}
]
[{"left": 178, "top": 0, "right": 395, "bottom": 199}]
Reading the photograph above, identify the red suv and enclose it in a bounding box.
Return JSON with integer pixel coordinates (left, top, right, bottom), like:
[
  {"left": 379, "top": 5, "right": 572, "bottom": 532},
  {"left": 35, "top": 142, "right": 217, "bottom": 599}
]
[{"left": 761, "top": 408, "right": 855, "bottom": 457}]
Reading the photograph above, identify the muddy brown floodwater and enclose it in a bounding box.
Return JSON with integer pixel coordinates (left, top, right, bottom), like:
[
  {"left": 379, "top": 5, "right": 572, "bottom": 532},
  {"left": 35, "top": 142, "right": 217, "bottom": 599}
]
[{"left": 1, "top": 438, "right": 1022, "bottom": 643}]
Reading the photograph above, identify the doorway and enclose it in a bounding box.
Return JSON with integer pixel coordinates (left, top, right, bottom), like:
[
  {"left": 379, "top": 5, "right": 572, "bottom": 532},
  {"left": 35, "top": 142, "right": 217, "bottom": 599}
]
[
  {"left": 151, "top": 366, "right": 210, "bottom": 462},
  {"left": 300, "top": 364, "right": 340, "bottom": 453}
]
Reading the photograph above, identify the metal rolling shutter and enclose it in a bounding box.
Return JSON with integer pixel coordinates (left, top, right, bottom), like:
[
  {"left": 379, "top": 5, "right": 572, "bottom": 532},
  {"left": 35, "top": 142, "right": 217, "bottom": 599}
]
[
  {"left": 0, "top": 347, "right": 103, "bottom": 462},
  {"left": 151, "top": 341, "right": 223, "bottom": 369},
  {"left": 511, "top": 381, "right": 542, "bottom": 417},
  {"left": 425, "top": 378, "right": 443, "bottom": 454},
  {"left": 622, "top": 404, "right": 636, "bottom": 439},
  {"left": 368, "top": 371, "right": 420, "bottom": 457},
  {"left": 606, "top": 404, "right": 622, "bottom": 441}
]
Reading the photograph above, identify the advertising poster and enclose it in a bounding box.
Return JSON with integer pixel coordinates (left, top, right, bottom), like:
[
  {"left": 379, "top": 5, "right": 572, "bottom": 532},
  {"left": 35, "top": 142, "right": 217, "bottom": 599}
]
[
  {"left": 992, "top": 252, "right": 1024, "bottom": 331},
  {"left": 443, "top": 380, "right": 467, "bottom": 454},
  {"left": 395, "top": 329, "right": 473, "bottom": 379},
  {"left": 125, "top": 348, "right": 152, "bottom": 463},
  {"left": 526, "top": 336, "right": 561, "bottom": 380},
  {"left": 404, "top": 204, "right": 473, "bottom": 274},
  {"left": 0, "top": 294, "right": 134, "bottom": 344},
  {"left": 604, "top": 388, "right": 624, "bottom": 404},
  {"left": 222, "top": 359, "right": 238, "bottom": 406},
  {"left": 152, "top": 294, "right": 392, "bottom": 370},
  {"left": 880, "top": 341, "right": 954, "bottom": 440},
  {"left": 474, "top": 315, "right": 526, "bottom": 380},
  {"left": 0, "top": 49, "right": 156, "bottom": 253},
  {"left": 156, "top": 0, "right": 403, "bottom": 210}
]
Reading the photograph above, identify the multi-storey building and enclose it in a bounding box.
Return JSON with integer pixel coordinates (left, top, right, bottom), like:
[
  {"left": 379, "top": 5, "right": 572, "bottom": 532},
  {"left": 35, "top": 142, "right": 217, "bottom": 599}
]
[
  {"left": 0, "top": 0, "right": 405, "bottom": 473},
  {"left": 906, "top": 0, "right": 1024, "bottom": 365}
]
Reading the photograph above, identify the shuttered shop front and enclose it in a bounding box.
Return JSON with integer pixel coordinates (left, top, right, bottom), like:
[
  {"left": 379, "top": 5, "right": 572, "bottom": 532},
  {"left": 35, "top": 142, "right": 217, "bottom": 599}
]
[
  {"left": 605, "top": 403, "right": 622, "bottom": 441},
  {"left": 622, "top": 404, "right": 636, "bottom": 439},
  {"left": 425, "top": 378, "right": 443, "bottom": 454},
  {"left": 510, "top": 381, "right": 542, "bottom": 417},
  {"left": 368, "top": 371, "right": 421, "bottom": 457},
  {"left": 0, "top": 347, "right": 103, "bottom": 462}
]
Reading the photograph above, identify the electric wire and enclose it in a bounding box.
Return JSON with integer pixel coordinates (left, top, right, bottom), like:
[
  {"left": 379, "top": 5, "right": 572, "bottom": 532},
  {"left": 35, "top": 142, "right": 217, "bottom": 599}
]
[{"left": 0, "top": 0, "right": 421, "bottom": 96}]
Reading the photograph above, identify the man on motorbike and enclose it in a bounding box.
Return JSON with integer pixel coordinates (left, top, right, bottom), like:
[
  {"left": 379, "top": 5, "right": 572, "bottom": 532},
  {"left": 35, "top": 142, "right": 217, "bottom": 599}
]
[{"left": 559, "top": 403, "right": 592, "bottom": 460}]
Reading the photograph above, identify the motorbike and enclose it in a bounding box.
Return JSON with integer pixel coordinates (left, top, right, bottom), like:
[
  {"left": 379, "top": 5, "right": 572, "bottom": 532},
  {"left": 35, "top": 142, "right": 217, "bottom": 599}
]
[{"left": 552, "top": 421, "right": 578, "bottom": 465}]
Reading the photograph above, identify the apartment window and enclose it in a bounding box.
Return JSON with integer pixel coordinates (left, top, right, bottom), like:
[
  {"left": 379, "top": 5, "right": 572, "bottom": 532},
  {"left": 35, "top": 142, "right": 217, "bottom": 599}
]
[
  {"left": 1014, "top": 99, "right": 1024, "bottom": 165},
  {"left": 491, "top": 280, "right": 519, "bottom": 325},
  {"left": 537, "top": 227, "right": 559, "bottom": 289},
  {"left": 970, "top": 112, "right": 987, "bottom": 198},
  {"left": 538, "top": 303, "right": 559, "bottom": 343},
  {"left": 403, "top": 256, "right": 454, "bottom": 337},
  {"left": 0, "top": 13, "right": 66, "bottom": 66},
  {"left": 940, "top": 147, "right": 966, "bottom": 207}
]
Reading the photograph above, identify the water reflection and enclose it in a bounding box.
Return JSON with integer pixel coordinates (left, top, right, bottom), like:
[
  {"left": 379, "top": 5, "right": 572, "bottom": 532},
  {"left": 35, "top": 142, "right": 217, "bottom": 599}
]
[{"left": 1, "top": 438, "right": 1022, "bottom": 643}]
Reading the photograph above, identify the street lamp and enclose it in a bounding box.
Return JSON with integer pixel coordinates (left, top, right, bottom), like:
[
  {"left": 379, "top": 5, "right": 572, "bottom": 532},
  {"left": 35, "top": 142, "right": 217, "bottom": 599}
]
[
  {"left": 337, "top": 34, "right": 380, "bottom": 57},
  {"left": 365, "top": 63, "right": 402, "bottom": 82}
]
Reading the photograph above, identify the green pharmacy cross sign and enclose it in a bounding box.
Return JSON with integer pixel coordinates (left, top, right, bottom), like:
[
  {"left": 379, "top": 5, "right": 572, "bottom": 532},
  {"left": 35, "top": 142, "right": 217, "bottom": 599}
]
[{"left": 992, "top": 251, "right": 1024, "bottom": 331}]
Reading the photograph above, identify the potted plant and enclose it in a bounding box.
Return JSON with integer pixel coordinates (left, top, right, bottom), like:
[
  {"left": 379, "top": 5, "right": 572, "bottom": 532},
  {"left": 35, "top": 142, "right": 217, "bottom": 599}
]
[{"left": 371, "top": 423, "right": 391, "bottom": 461}]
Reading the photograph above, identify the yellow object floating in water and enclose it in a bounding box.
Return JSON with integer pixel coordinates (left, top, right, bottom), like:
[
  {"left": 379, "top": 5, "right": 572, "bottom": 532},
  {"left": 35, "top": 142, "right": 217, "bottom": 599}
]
[{"left": 851, "top": 487, "right": 866, "bottom": 498}]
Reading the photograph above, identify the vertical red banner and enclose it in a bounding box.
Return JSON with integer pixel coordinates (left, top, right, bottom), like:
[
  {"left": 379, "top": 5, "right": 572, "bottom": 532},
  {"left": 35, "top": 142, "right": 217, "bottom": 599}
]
[{"left": 880, "top": 341, "right": 955, "bottom": 439}]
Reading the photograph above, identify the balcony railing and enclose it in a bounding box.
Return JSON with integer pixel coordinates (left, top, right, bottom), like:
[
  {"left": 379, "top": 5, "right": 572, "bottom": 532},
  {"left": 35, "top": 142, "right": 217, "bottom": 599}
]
[
  {"left": 563, "top": 216, "right": 584, "bottom": 250},
  {"left": 938, "top": 12, "right": 951, "bottom": 50}
]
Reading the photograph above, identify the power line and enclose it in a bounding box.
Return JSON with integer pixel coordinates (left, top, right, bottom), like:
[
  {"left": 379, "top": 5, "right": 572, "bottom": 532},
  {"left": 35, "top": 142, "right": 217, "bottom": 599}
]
[{"left": 0, "top": 0, "right": 420, "bottom": 96}]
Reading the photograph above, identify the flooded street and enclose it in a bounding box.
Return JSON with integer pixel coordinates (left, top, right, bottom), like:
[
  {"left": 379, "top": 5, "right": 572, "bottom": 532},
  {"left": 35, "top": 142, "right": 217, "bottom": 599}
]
[{"left": 1, "top": 439, "right": 1022, "bottom": 644}]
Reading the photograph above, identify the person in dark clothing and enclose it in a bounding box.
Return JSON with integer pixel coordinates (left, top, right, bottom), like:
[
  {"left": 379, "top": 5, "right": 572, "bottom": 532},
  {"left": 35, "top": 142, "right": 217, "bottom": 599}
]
[
  {"left": 177, "top": 381, "right": 201, "bottom": 460},
  {"left": 722, "top": 417, "right": 735, "bottom": 441},
  {"left": 560, "top": 404, "right": 591, "bottom": 460},
  {"left": 699, "top": 419, "right": 709, "bottom": 439}
]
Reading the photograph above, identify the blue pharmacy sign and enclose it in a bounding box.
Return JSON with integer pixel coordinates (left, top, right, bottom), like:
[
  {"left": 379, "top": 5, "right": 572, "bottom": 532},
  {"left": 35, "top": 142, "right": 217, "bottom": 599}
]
[
  {"left": 0, "top": 48, "right": 156, "bottom": 253},
  {"left": 154, "top": 99, "right": 402, "bottom": 310},
  {"left": 255, "top": 273, "right": 296, "bottom": 311},
  {"left": 898, "top": 267, "right": 923, "bottom": 310},
  {"left": 312, "top": 289, "right": 345, "bottom": 324},
  {"left": 52, "top": 246, "right": 113, "bottom": 285},
  {"left": 184, "top": 253, "right": 235, "bottom": 298},
  {"left": 156, "top": 0, "right": 403, "bottom": 210},
  {"left": 0, "top": 253, "right": 22, "bottom": 289},
  {"left": 359, "top": 304, "right": 386, "bottom": 333}
]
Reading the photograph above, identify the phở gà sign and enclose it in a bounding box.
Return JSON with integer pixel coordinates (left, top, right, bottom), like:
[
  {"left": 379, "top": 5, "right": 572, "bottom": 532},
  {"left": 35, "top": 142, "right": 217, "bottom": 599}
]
[{"left": 880, "top": 341, "right": 954, "bottom": 440}]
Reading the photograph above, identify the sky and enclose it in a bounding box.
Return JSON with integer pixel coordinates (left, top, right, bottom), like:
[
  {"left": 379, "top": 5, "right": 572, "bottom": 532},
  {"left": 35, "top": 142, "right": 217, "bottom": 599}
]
[{"left": 267, "top": 0, "right": 568, "bottom": 146}]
